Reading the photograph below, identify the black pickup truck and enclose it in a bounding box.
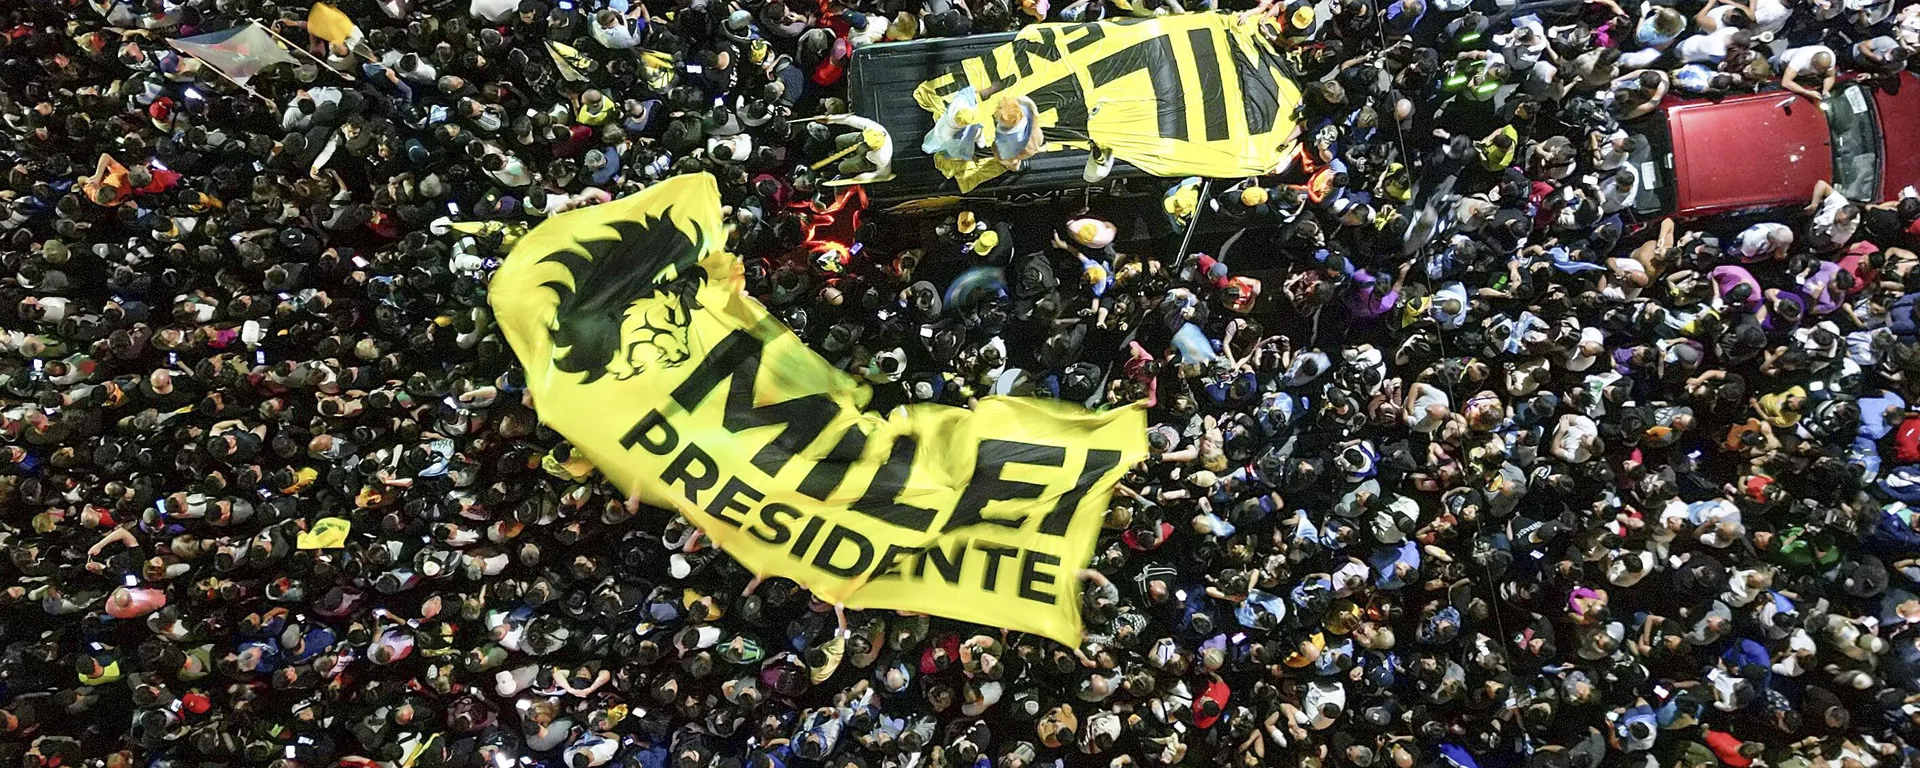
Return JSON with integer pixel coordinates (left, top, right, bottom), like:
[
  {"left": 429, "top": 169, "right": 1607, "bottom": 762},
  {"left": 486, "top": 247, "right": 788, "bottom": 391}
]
[{"left": 846, "top": 33, "right": 1153, "bottom": 209}]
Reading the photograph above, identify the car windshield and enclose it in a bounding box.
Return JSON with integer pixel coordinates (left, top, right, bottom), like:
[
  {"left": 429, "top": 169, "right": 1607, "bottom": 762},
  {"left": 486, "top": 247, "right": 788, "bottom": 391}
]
[
  {"left": 1829, "top": 83, "right": 1882, "bottom": 200},
  {"left": 1627, "top": 112, "right": 1675, "bottom": 216}
]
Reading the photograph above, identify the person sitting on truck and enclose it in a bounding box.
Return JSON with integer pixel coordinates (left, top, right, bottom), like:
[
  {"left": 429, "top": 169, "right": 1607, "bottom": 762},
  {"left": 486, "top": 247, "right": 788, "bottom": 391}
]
[
  {"left": 991, "top": 95, "right": 1044, "bottom": 170},
  {"left": 819, "top": 113, "right": 895, "bottom": 185}
]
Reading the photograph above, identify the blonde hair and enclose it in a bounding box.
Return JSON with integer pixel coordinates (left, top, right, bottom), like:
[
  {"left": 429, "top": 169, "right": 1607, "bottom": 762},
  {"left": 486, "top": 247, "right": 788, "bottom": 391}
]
[{"left": 994, "top": 96, "right": 1024, "bottom": 127}]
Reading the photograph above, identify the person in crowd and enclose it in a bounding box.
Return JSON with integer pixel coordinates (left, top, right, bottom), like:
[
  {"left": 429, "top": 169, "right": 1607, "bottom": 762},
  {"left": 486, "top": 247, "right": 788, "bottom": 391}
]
[{"left": 2, "top": 0, "right": 1920, "bottom": 767}]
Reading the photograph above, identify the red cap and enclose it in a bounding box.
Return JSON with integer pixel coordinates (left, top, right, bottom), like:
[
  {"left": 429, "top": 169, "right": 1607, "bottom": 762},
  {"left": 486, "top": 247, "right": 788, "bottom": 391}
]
[
  {"left": 181, "top": 692, "right": 211, "bottom": 714},
  {"left": 1192, "top": 679, "right": 1230, "bottom": 728}
]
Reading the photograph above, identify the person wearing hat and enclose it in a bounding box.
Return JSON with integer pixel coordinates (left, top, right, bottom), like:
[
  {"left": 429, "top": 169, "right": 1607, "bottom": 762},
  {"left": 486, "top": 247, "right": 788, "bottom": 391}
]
[
  {"left": 1163, "top": 177, "right": 1204, "bottom": 230},
  {"left": 991, "top": 94, "right": 1043, "bottom": 170},
  {"left": 816, "top": 112, "right": 893, "bottom": 184},
  {"left": 923, "top": 87, "right": 986, "bottom": 163}
]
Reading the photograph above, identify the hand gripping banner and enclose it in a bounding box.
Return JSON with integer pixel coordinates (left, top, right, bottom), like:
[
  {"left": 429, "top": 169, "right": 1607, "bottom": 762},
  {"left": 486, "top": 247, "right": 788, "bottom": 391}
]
[{"left": 490, "top": 174, "right": 1147, "bottom": 644}]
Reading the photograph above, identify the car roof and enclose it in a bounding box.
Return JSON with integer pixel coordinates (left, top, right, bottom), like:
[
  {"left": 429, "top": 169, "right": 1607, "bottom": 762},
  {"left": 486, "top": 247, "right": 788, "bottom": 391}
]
[
  {"left": 1873, "top": 72, "right": 1920, "bottom": 200},
  {"left": 1666, "top": 89, "right": 1831, "bottom": 216}
]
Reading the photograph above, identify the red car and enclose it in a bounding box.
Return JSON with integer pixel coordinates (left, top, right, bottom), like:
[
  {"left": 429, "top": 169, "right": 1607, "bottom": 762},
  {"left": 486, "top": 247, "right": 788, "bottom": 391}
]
[{"left": 1632, "top": 71, "right": 1920, "bottom": 218}]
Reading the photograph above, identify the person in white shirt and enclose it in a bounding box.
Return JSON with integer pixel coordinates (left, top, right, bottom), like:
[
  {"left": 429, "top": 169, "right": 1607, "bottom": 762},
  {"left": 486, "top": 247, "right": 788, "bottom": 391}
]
[
  {"left": 1552, "top": 413, "right": 1601, "bottom": 463},
  {"left": 1675, "top": 26, "right": 1747, "bottom": 63},
  {"left": 1775, "top": 44, "right": 1838, "bottom": 100},
  {"left": 482, "top": 151, "right": 534, "bottom": 187},
  {"left": 1734, "top": 222, "right": 1794, "bottom": 262},
  {"left": 1807, "top": 179, "right": 1860, "bottom": 250},
  {"left": 383, "top": 51, "right": 437, "bottom": 85},
  {"left": 590, "top": 8, "right": 644, "bottom": 50},
  {"left": 1590, "top": 129, "right": 1630, "bottom": 171},
  {"left": 1694, "top": 0, "right": 1753, "bottom": 32},
  {"left": 818, "top": 114, "right": 894, "bottom": 185},
  {"left": 1607, "top": 549, "right": 1655, "bottom": 586},
  {"left": 1558, "top": 325, "right": 1606, "bottom": 371},
  {"left": 1402, "top": 382, "right": 1452, "bottom": 433},
  {"left": 1750, "top": 0, "right": 1793, "bottom": 36}
]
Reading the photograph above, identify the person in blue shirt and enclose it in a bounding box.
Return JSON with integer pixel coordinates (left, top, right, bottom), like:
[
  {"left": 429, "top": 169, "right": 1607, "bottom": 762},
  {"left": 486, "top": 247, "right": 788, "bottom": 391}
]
[{"left": 990, "top": 95, "right": 1043, "bottom": 170}]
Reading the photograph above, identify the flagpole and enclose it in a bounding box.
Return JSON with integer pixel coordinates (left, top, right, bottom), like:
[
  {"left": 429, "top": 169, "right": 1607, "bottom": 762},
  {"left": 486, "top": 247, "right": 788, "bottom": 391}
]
[
  {"left": 810, "top": 141, "right": 868, "bottom": 172},
  {"left": 262, "top": 21, "right": 357, "bottom": 81}
]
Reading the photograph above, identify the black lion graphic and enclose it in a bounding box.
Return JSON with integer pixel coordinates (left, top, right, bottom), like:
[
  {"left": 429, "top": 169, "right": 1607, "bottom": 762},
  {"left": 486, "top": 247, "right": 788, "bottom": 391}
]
[{"left": 539, "top": 214, "right": 709, "bottom": 384}]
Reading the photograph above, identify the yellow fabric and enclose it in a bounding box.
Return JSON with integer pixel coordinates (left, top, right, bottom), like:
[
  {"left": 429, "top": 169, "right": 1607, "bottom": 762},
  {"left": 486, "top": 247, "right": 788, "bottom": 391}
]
[
  {"left": 399, "top": 735, "right": 440, "bottom": 768},
  {"left": 547, "top": 40, "right": 595, "bottom": 83},
  {"left": 80, "top": 659, "right": 122, "bottom": 686},
  {"left": 307, "top": 2, "right": 356, "bottom": 44},
  {"left": 1476, "top": 125, "right": 1519, "bottom": 172},
  {"left": 913, "top": 13, "right": 1302, "bottom": 187},
  {"left": 489, "top": 174, "right": 1146, "bottom": 645},
  {"left": 638, "top": 49, "right": 678, "bottom": 91},
  {"left": 446, "top": 219, "right": 528, "bottom": 249},
  {"left": 297, "top": 517, "right": 352, "bottom": 549}
]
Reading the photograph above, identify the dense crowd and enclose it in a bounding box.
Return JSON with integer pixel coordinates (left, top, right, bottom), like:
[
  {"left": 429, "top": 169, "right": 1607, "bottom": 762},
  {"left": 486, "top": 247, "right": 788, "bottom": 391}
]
[{"left": 5, "top": 0, "right": 1920, "bottom": 765}]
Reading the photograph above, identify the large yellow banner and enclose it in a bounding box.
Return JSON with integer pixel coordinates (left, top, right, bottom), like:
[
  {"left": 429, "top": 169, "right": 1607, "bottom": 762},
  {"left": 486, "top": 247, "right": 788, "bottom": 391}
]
[
  {"left": 490, "top": 174, "right": 1147, "bottom": 645},
  {"left": 914, "top": 13, "right": 1302, "bottom": 186}
]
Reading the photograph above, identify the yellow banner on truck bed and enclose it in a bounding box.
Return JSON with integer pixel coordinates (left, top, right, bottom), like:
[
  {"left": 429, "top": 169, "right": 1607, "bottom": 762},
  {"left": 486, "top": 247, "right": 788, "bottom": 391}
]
[
  {"left": 915, "top": 13, "right": 1302, "bottom": 184},
  {"left": 490, "top": 174, "right": 1147, "bottom": 645}
]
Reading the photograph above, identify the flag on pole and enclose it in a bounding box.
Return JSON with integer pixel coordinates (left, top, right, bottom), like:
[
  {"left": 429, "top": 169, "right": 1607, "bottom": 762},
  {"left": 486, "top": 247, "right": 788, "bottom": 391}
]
[
  {"left": 638, "top": 49, "right": 678, "bottom": 92},
  {"left": 546, "top": 40, "right": 595, "bottom": 82},
  {"left": 307, "top": 2, "right": 357, "bottom": 44},
  {"left": 167, "top": 21, "right": 300, "bottom": 85}
]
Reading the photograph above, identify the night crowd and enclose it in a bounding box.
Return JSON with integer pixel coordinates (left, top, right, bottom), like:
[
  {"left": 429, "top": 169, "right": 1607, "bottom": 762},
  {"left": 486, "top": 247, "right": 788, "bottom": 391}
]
[{"left": 5, "top": 0, "right": 1920, "bottom": 766}]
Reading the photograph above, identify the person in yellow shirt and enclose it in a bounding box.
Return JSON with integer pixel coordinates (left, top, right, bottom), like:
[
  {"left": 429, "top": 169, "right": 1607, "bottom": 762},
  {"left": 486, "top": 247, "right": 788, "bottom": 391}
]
[
  {"left": 1754, "top": 386, "right": 1808, "bottom": 428},
  {"left": 806, "top": 603, "right": 849, "bottom": 683}
]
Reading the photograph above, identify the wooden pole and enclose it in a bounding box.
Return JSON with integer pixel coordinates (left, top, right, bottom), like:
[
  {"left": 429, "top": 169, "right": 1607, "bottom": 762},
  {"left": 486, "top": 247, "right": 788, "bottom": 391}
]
[
  {"left": 261, "top": 22, "right": 357, "bottom": 81},
  {"left": 810, "top": 140, "right": 868, "bottom": 172}
]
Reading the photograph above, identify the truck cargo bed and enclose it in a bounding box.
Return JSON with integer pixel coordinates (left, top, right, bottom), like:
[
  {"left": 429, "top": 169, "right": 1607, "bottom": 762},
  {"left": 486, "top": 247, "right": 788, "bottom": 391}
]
[{"left": 847, "top": 33, "right": 1148, "bottom": 205}]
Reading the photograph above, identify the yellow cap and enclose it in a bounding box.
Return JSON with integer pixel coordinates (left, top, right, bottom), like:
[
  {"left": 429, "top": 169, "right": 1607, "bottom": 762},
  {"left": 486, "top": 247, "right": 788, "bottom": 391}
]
[
  {"left": 1164, "top": 187, "right": 1198, "bottom": 216},
  {"left": 1290, "top": 5, "right": 1315, "bottom": 29},
  {"left": 1240, "top": 186, "right": 1269, "bottom": 206},
  {"left": 1069, "top": 217, "right": 1116, "bottom": 248},
  {"left": 956, "top": 210, "right": 978, "bottom": 232},
  {"left": 862, "top": 127, "right": 886, "bottom": 149},
  {"left": 971, "top": 230, "right": 1000, "bottom": 254}
]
